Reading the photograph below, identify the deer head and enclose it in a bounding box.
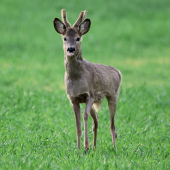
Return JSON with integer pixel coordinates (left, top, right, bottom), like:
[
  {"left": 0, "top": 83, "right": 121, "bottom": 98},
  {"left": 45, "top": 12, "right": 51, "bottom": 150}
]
[{"left": 53, "top": 9, "right": 91, "bottom": 57}]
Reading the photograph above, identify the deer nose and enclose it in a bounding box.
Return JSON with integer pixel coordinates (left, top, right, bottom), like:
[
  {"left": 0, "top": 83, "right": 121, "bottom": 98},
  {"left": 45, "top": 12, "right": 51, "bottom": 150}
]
[{"left": 67, "top": 47, "right": 75, "bottom": 52}]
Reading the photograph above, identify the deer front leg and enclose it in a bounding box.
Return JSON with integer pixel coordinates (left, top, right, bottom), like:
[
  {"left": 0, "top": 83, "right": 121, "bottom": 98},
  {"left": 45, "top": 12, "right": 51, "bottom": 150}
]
[
  {"left": 90, "top": 107, "right": 98, "bottom": 150},
  {"left": 72, "top": 101, "right": 81, "bottom": 150},
  {"left": 84, "top": 96, "right": 94, "bottom": 151}
]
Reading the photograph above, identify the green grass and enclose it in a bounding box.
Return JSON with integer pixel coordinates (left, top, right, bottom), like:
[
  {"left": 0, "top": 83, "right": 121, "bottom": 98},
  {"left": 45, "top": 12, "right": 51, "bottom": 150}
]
[{"left": 0, "top": 0, "right": 170, "bottom": 169}]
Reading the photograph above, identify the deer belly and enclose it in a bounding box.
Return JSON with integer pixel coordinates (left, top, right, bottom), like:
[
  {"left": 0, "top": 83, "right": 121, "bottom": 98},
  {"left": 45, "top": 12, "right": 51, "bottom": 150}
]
[{"left": 94, "top": 91, "right": 105, "bottom": 101}]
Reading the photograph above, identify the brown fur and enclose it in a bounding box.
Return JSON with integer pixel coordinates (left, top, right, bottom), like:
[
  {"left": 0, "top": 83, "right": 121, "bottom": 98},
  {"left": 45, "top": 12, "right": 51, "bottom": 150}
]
[{"left": 53, "top": 9, "right": 121, "bottom": 151}]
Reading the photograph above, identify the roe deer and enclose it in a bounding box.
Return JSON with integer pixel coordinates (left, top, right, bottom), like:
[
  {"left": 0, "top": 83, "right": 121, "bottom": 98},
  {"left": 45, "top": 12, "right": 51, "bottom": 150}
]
[{"left": 53, "top": 9, "right": 121, "bottom": 152}]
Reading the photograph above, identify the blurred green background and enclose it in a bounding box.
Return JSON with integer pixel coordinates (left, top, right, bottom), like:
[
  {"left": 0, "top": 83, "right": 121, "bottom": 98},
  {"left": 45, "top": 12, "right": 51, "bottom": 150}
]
[
  {"left": 0, "top": 0, "right": 170, "bottom": 169},
  {"left": 1, "top": 0, "right": 170, "bottom": 90}
]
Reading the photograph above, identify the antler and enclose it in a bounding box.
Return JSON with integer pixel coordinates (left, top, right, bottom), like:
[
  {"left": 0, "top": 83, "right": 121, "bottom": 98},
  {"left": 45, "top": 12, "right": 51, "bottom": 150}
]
[
  {"left": 61, "top": 9, "right": 71, "bottom": 27},
  {"left": 73, "top": 10, "right": 87, "bottom": 28}
]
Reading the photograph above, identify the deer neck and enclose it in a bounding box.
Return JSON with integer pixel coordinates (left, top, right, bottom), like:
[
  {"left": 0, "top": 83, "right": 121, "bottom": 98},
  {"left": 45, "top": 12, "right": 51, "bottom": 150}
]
[{"left": 64, "top": 51, "right": 84, "bottom": 80}]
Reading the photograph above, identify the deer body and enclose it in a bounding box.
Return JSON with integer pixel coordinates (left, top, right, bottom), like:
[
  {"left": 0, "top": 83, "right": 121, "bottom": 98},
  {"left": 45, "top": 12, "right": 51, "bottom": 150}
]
[
  {"left": 54, "top": 9, "right": 121, "bottom": 151},
  {"left": 66, "top": 59, "right": 120, "bottom": 101}
]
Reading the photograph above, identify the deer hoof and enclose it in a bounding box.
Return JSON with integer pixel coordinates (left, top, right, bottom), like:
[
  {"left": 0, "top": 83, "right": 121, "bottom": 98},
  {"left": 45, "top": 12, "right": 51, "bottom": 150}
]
[
  {"left": 84, "top": 144, "right": 90, "bottom": 153},
  {"left": 84, "top": 148, "right": 89, "bottom": 154}
]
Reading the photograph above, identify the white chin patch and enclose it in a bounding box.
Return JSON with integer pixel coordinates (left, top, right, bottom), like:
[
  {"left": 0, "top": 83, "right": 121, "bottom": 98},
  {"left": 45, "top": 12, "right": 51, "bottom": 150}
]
[{"left": 67, "top": 52, "right": 74, "bottom": 56}]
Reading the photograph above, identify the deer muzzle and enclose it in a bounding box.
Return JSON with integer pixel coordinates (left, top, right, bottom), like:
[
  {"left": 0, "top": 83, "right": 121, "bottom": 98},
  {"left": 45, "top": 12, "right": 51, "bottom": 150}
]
[{"left": 67, "top": 47, "right": 75, "bottom": 56}]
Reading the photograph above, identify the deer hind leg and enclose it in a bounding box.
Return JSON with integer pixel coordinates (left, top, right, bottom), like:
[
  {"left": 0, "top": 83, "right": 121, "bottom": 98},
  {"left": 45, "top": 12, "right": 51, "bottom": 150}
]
[
  {"left": 106, "top": 95, "right": 118, "bottom": 152},
  {"left": 90, "top": 106, "right": 99, "bottom": 149}
]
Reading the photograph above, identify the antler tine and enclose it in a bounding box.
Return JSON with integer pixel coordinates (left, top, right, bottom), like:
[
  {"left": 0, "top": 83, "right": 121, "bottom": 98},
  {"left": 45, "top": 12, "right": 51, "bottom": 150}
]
[
  {"left": 73, "top": 10, "right": 87, "bottom": 28},
  {"left": 61, "top": 9, "right": 71, "bottom": 27}
]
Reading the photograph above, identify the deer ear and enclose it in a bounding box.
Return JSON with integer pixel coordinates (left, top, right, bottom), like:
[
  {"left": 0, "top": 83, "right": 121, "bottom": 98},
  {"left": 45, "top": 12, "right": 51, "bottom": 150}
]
[
  {"left": 53, "top": 18, "right": 66, "bottom": 35},
  {"left": 79, "top": 19, "right": 91, "bottom": 35}
]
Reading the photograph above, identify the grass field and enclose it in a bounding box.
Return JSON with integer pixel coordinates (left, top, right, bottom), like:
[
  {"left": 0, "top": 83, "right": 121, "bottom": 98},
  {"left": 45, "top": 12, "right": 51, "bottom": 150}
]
[{"left": 0, "top": 0, "right": 170, "bottom": 169}]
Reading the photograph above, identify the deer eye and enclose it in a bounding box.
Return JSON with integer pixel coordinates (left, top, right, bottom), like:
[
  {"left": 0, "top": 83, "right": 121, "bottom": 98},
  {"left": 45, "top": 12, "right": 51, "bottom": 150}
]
[
  {"left": 64, "top": 37, "right": 67, "bottom": 41},
  {"left": 76, "top": 38, "right": 80, "bottom": 41}
]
